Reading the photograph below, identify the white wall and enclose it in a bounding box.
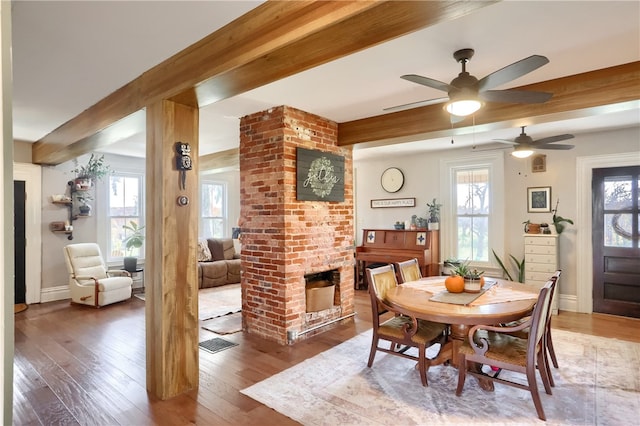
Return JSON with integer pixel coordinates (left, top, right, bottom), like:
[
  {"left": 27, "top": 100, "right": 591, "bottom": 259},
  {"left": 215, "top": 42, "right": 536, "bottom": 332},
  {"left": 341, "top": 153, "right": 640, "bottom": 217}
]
[{"left": 354, "top": 125, "right": 640, "bottom": 307}]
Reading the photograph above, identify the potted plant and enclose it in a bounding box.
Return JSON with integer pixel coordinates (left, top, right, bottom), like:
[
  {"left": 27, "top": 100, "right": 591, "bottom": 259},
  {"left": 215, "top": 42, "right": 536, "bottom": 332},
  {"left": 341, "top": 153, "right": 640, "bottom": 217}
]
[
  {"left": 447, "top": 259, "right": 484, "bottom": 293},
  {"left": 552, "top": 199, "right": 574, "bottom": 234},
  {"left": 122, "top": 221, "right": 145, "bottom": 272},
  {"left": 426, "top": 198, "right": 442, "bottom": 230},
  {"left": 76, "top": 193, "right": 93, "bottom": 216},
  {"left": 71, "top": 153, "right": 110, "bottom": 190}
]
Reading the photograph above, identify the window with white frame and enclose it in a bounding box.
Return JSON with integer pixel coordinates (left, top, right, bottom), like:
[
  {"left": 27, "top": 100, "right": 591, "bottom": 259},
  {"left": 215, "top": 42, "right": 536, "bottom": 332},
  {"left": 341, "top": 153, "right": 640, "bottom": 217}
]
[
  {"left": 200, "top": 179, "right": 226, "bottom": 238},
  {"left": 440, "top": 153, "right": 504, "bottom": 268},
  {"left": 107, "top": 173, "right": 144, "bottom": 260},
  {"left": 454, "top": 167, "right": 490, "bottom": 261}
]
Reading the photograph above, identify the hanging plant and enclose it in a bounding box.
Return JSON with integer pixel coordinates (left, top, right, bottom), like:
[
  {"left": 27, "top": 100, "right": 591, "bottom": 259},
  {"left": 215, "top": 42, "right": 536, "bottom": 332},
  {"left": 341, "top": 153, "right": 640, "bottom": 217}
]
[{"left": 71, "top": 153, "right": 111, "bottom": 181}]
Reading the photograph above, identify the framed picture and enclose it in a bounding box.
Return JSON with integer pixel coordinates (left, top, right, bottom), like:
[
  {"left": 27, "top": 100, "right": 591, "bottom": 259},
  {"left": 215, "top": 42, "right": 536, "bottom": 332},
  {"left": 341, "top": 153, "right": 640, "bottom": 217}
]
[
  {"left": 296, "top": 147, "right": 345, "bottom": 202},
  {"left": 527, "top": 186, "right": 551, "bottom": 212},
  {"left": 370, "top": 197, "right": 416, "bottom": 208},
  {"left": 531, "top": 154, "right": 546, "bottom": 173}
]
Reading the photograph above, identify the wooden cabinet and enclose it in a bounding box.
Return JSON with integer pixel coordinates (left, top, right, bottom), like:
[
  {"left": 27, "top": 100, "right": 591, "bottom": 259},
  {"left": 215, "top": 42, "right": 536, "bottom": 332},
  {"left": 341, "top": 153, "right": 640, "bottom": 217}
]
[{"left": 524, "top": 234, "right": 559, "bottom": 314}]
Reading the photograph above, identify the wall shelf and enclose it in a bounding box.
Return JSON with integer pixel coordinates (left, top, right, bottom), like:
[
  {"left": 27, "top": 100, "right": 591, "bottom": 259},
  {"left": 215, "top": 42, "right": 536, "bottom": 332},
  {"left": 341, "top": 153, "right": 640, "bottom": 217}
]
[{"left": 49, "top": 180, "right": 93, "bottom": 240}]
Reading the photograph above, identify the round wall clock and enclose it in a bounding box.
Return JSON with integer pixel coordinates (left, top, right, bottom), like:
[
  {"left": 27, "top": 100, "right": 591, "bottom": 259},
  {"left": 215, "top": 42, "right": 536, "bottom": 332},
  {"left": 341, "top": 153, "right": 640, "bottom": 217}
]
[{"left": 381, "top": 167, "right": 404, "bottom": 193}]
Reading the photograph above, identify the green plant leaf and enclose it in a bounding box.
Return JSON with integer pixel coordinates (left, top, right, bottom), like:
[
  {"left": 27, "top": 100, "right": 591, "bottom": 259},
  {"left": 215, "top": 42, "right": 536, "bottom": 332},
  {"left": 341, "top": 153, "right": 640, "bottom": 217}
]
[{"left": 492, "top": 249, "right": 513, "bottom": 282}]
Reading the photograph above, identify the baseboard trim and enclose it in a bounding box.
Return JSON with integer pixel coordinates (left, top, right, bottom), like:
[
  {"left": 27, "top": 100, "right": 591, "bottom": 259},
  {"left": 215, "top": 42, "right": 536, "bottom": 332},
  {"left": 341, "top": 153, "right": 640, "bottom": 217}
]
[
  {"left": 559, "top": 293, "right": 577, "bottom": 313},
  {"left": 40, "top": 285, "right": 70, "bottom": 303}
]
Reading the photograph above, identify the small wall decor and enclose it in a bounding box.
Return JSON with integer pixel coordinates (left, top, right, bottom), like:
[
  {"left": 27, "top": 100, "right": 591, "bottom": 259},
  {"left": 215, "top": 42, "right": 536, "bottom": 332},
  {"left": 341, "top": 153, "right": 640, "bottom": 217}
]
[
  {"left": 531, "top": 154, "right": 546, "bottom": 173},
  {"left": 296, "top": 147, "right": 344, "bottom": 202},
  {"left": 527, "top": 186, "right": 551, "bottom": 212},
  {"left": 371, "top": 198, "right": 416, "bottom": 208},
  {"left": 175, "top": 142, "right": 192, "bottom": 190}
]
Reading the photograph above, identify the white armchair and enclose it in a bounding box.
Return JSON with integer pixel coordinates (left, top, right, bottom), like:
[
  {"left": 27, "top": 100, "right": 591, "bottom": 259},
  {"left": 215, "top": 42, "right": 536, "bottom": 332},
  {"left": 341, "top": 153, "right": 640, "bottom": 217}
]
[{"left": 63, "top": 243, "right": 132, "bottom": 307}]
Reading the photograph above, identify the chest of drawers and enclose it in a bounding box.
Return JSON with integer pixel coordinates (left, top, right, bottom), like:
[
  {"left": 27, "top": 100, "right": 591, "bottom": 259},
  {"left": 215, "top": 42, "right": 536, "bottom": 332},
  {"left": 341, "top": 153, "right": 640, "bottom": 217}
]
[{"left": 524, "top": 234, "right": 559, "bottom": 314}]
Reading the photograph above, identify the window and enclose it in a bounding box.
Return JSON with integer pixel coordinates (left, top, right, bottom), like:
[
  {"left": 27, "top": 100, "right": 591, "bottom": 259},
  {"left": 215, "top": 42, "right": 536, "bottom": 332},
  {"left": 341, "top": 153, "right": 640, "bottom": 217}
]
[
  {"left": 454, "top": 168, "right": 490, "bottom": 261},
  {"left": 200, "top": 180, "right": 226, "bottom": 238},
  {"left": 107, "top": 173, "right": 144, "bottom": 259},
  {"left": 440, "top": 153, "right": 504, "bottom": 268}
]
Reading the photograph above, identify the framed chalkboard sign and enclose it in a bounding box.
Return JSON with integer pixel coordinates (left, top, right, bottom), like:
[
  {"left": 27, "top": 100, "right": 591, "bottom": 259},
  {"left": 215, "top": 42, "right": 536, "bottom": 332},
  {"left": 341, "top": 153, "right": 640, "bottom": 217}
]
[{"left": 296, "top": 147, "right": 345, "bottom": 202}]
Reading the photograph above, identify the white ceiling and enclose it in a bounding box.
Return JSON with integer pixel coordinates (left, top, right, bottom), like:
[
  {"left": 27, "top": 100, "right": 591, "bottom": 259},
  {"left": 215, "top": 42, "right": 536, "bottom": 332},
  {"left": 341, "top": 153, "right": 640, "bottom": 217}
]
[{"left": 11, "top": 1, "right": 640, "bottom": 163}]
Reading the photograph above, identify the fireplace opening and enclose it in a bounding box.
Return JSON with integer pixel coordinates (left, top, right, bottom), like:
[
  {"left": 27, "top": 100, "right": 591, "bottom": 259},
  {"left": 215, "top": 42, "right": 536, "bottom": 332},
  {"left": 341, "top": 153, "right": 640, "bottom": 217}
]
[{"left": 304, "top": 269, "right": 339, "bottom": 312}]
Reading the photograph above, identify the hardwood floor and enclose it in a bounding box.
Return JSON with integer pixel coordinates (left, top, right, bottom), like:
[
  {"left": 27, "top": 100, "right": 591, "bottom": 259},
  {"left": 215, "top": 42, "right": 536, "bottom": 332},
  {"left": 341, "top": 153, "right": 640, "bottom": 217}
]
[{"left": 13, "top": 290, "right": 640, "bottom": 425}]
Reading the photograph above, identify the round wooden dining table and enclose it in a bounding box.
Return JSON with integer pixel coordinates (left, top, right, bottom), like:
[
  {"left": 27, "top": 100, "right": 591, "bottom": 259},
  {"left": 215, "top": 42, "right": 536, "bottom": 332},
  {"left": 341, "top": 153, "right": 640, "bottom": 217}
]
[{"left": 384, "top": 276, "right": 540, "bottom": 390}]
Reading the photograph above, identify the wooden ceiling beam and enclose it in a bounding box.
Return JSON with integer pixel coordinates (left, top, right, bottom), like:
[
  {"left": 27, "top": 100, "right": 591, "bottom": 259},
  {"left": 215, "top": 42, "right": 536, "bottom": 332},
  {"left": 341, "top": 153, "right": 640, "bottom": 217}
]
[
  {"left": 338, "top": 61, "right": 640, "bottom": 147},
  {"left": 199, "top": 148, "right": 239, "bottom": 172},
  {"left": 32, "top": 0, "right": 496, "bottom": 165}
]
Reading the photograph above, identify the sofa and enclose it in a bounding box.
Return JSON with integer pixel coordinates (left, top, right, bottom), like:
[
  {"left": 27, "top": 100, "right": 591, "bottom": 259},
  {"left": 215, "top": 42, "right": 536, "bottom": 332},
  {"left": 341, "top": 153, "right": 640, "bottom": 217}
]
[{"left": 197, "top": 238, "right": 241, "bottom": 288}]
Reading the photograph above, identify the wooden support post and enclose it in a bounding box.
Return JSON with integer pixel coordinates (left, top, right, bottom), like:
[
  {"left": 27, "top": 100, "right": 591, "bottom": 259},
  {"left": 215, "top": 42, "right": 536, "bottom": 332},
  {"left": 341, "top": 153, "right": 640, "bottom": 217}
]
[{"left": 145, "top": 99, "right": 199, "bottom": 400}]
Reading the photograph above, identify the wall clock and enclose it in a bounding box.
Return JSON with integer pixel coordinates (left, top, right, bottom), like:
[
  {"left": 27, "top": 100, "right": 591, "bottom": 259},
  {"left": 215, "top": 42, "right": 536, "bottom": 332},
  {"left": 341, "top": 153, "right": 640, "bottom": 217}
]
[{"left": 381, "top": 167, "right": 404, "bottom": 193}]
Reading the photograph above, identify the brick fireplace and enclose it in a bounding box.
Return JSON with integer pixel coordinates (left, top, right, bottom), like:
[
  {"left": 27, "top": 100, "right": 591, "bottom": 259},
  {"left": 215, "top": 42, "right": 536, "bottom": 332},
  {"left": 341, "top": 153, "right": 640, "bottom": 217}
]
[{"left": 239, "top": 106, "right": 355, "bottom": 345}]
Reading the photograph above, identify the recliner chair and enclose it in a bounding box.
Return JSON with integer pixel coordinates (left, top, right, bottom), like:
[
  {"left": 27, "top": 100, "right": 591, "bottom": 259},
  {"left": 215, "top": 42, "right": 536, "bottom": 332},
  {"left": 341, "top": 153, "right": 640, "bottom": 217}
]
[{"left": 64, "top": 243, "right": 132, "bottom": 307}]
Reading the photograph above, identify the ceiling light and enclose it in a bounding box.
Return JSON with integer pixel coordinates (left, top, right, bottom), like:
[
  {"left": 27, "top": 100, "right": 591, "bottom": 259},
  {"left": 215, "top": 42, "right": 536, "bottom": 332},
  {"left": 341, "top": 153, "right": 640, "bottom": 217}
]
[
  {"left": 445, "top": 98, "right": 482, "bottom": 116},
  {"left": 512, "top": 146, "right": 534, "bottom": 158}
]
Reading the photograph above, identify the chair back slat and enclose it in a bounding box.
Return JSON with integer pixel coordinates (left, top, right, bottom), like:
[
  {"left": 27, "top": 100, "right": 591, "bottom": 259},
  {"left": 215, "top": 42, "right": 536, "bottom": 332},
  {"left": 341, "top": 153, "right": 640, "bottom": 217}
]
[
  {"left": 530, "top": 280, "right": 554, "bottom": 349},
  {"left": 366, "top": 264, "right": 398, "bottom": 320},
  {"left": 397, "top": 258, "right": 422, "bottom": 283}
]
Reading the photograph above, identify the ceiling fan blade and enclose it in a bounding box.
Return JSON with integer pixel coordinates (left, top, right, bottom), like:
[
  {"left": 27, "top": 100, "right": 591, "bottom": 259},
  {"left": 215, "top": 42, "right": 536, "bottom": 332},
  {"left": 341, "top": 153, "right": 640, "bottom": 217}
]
[
  {"left": 401, "top": 74, "right": 451, "bottom": 92},
  {"left": 536, "top": 144, "right": 575, "bottom": 150},
  {"left": 471, "top": 146, "right": 509, "bottom": 152},
  {"left": 531, "top": 134, "right": 575, "bottom": 145},
  {"left": 477, "top": 55, "right": 549, "bottom": 91},
  {"left": 480, "top": 89, "right": 553, "bottom": 104},
  {"left": 492, "top": 138, "right": 517, "bottom": 145},
  {"left": 383, "top": 96, "right": 448, "bottom": 112}
]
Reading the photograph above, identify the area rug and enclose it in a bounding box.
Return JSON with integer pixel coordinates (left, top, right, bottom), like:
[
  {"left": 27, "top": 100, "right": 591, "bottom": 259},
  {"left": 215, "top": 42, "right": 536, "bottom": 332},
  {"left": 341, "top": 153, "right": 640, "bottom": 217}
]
[
  {"left": 198, "top": 337, "right": 238, "bottom": 354},
  {"left": 201, "top": 312, "right": 243, "bottom": 334},
  {"left": 241, "top": 329, "right": 640, "bottom": 425},
  {"left": 199, "top": 283, "right": 241, "bottom": 321}
]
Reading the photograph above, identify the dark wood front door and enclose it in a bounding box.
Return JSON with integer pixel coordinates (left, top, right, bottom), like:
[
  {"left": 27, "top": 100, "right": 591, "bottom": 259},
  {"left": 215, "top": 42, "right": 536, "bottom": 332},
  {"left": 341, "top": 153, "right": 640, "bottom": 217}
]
[
  {"left": 592, "top": 166, "right": 640, "bottom": 318},
  {"left": 14, "top": 180, "right": 26, "bottom": 304}
]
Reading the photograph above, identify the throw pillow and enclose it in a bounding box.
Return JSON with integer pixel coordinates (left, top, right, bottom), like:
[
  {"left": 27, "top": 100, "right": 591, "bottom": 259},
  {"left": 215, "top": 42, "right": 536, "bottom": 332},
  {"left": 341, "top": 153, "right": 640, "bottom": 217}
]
[{"left": 197, "top": 240, "right": 212, "bottom": 262}]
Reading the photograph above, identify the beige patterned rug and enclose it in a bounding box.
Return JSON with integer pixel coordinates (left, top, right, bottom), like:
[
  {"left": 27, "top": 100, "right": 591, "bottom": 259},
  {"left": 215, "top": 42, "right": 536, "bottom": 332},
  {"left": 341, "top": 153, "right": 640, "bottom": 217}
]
[
  {"left": 241, "top": 329, "right": 640, "bottom": 425},
  {"left": 198, "top": 283, "right": 241, "bottom": 321}
]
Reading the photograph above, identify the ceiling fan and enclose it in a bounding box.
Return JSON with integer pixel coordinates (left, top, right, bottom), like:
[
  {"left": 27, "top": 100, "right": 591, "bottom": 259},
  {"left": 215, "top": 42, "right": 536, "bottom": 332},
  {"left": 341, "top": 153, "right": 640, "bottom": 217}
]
[
  {"left": 386, "top": 48, "right": 553, "bottom": 118},
  {"left": 478, "top": 126, "right": 575, "bottom": 158}
]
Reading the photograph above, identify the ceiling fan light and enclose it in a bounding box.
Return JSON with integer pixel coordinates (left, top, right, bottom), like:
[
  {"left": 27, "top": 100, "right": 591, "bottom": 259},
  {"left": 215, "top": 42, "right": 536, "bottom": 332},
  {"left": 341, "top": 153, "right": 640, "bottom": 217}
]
[
  {"left": 512, "top": 147, "right": 534, "bottom": 158},
  {"left": 445, "top": 99, "right": 482, "bottom": 116}
]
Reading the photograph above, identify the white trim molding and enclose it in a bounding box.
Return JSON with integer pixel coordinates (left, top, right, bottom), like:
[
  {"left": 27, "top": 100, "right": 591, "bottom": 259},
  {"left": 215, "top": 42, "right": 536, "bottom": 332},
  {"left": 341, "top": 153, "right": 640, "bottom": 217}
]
[
  {"left": 40, "top": 285, "right": 70, "bottom": 303},
  {"left": 576, "top": 151, "right": 640, "bottom": 313}
]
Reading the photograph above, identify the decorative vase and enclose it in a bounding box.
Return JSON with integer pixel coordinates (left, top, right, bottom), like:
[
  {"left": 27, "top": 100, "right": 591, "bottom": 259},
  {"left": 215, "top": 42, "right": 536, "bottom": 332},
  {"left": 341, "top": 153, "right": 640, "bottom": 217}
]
[
  {"left": 428, "top": 222, "right": 439, "bottom": 231},
  {"left": 464, "top": 277, "right": 482, "bottom": 293}
]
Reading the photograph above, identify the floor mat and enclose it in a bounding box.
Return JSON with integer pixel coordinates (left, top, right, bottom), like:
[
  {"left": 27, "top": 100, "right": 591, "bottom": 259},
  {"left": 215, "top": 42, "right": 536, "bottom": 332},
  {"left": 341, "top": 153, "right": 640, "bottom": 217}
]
[
  {"left": 201, "top": 312, "right": 242, "bottom": 334},
  {"left": 198, "top": 337, "right": 238, "bottom": 354}
]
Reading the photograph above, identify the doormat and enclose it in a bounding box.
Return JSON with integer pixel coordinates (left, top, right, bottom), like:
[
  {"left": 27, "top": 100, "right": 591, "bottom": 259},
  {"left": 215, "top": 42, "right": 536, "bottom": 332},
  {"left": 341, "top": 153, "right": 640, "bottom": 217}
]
[
  {"left": 198, "top": 337, "right": 238, "bottom": 354},
  {"left": 201, "top": 312, "right": 242, "bottom": 335}
]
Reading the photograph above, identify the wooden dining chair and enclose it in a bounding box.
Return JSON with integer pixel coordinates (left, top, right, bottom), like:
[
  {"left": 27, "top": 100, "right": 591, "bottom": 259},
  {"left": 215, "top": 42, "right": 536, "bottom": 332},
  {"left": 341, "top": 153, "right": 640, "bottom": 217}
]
[
  {"left": 456, "top": 280, "right": 554, "bottom": 421},
  {"left": 501, "top": 270, "right": 562, "bottom": 387},
  {"left": 396, "top": 258, "right": 422, "bottom": 283},
  {"left": 366, "top": 264, "right": 448, "bottom": 387}
]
